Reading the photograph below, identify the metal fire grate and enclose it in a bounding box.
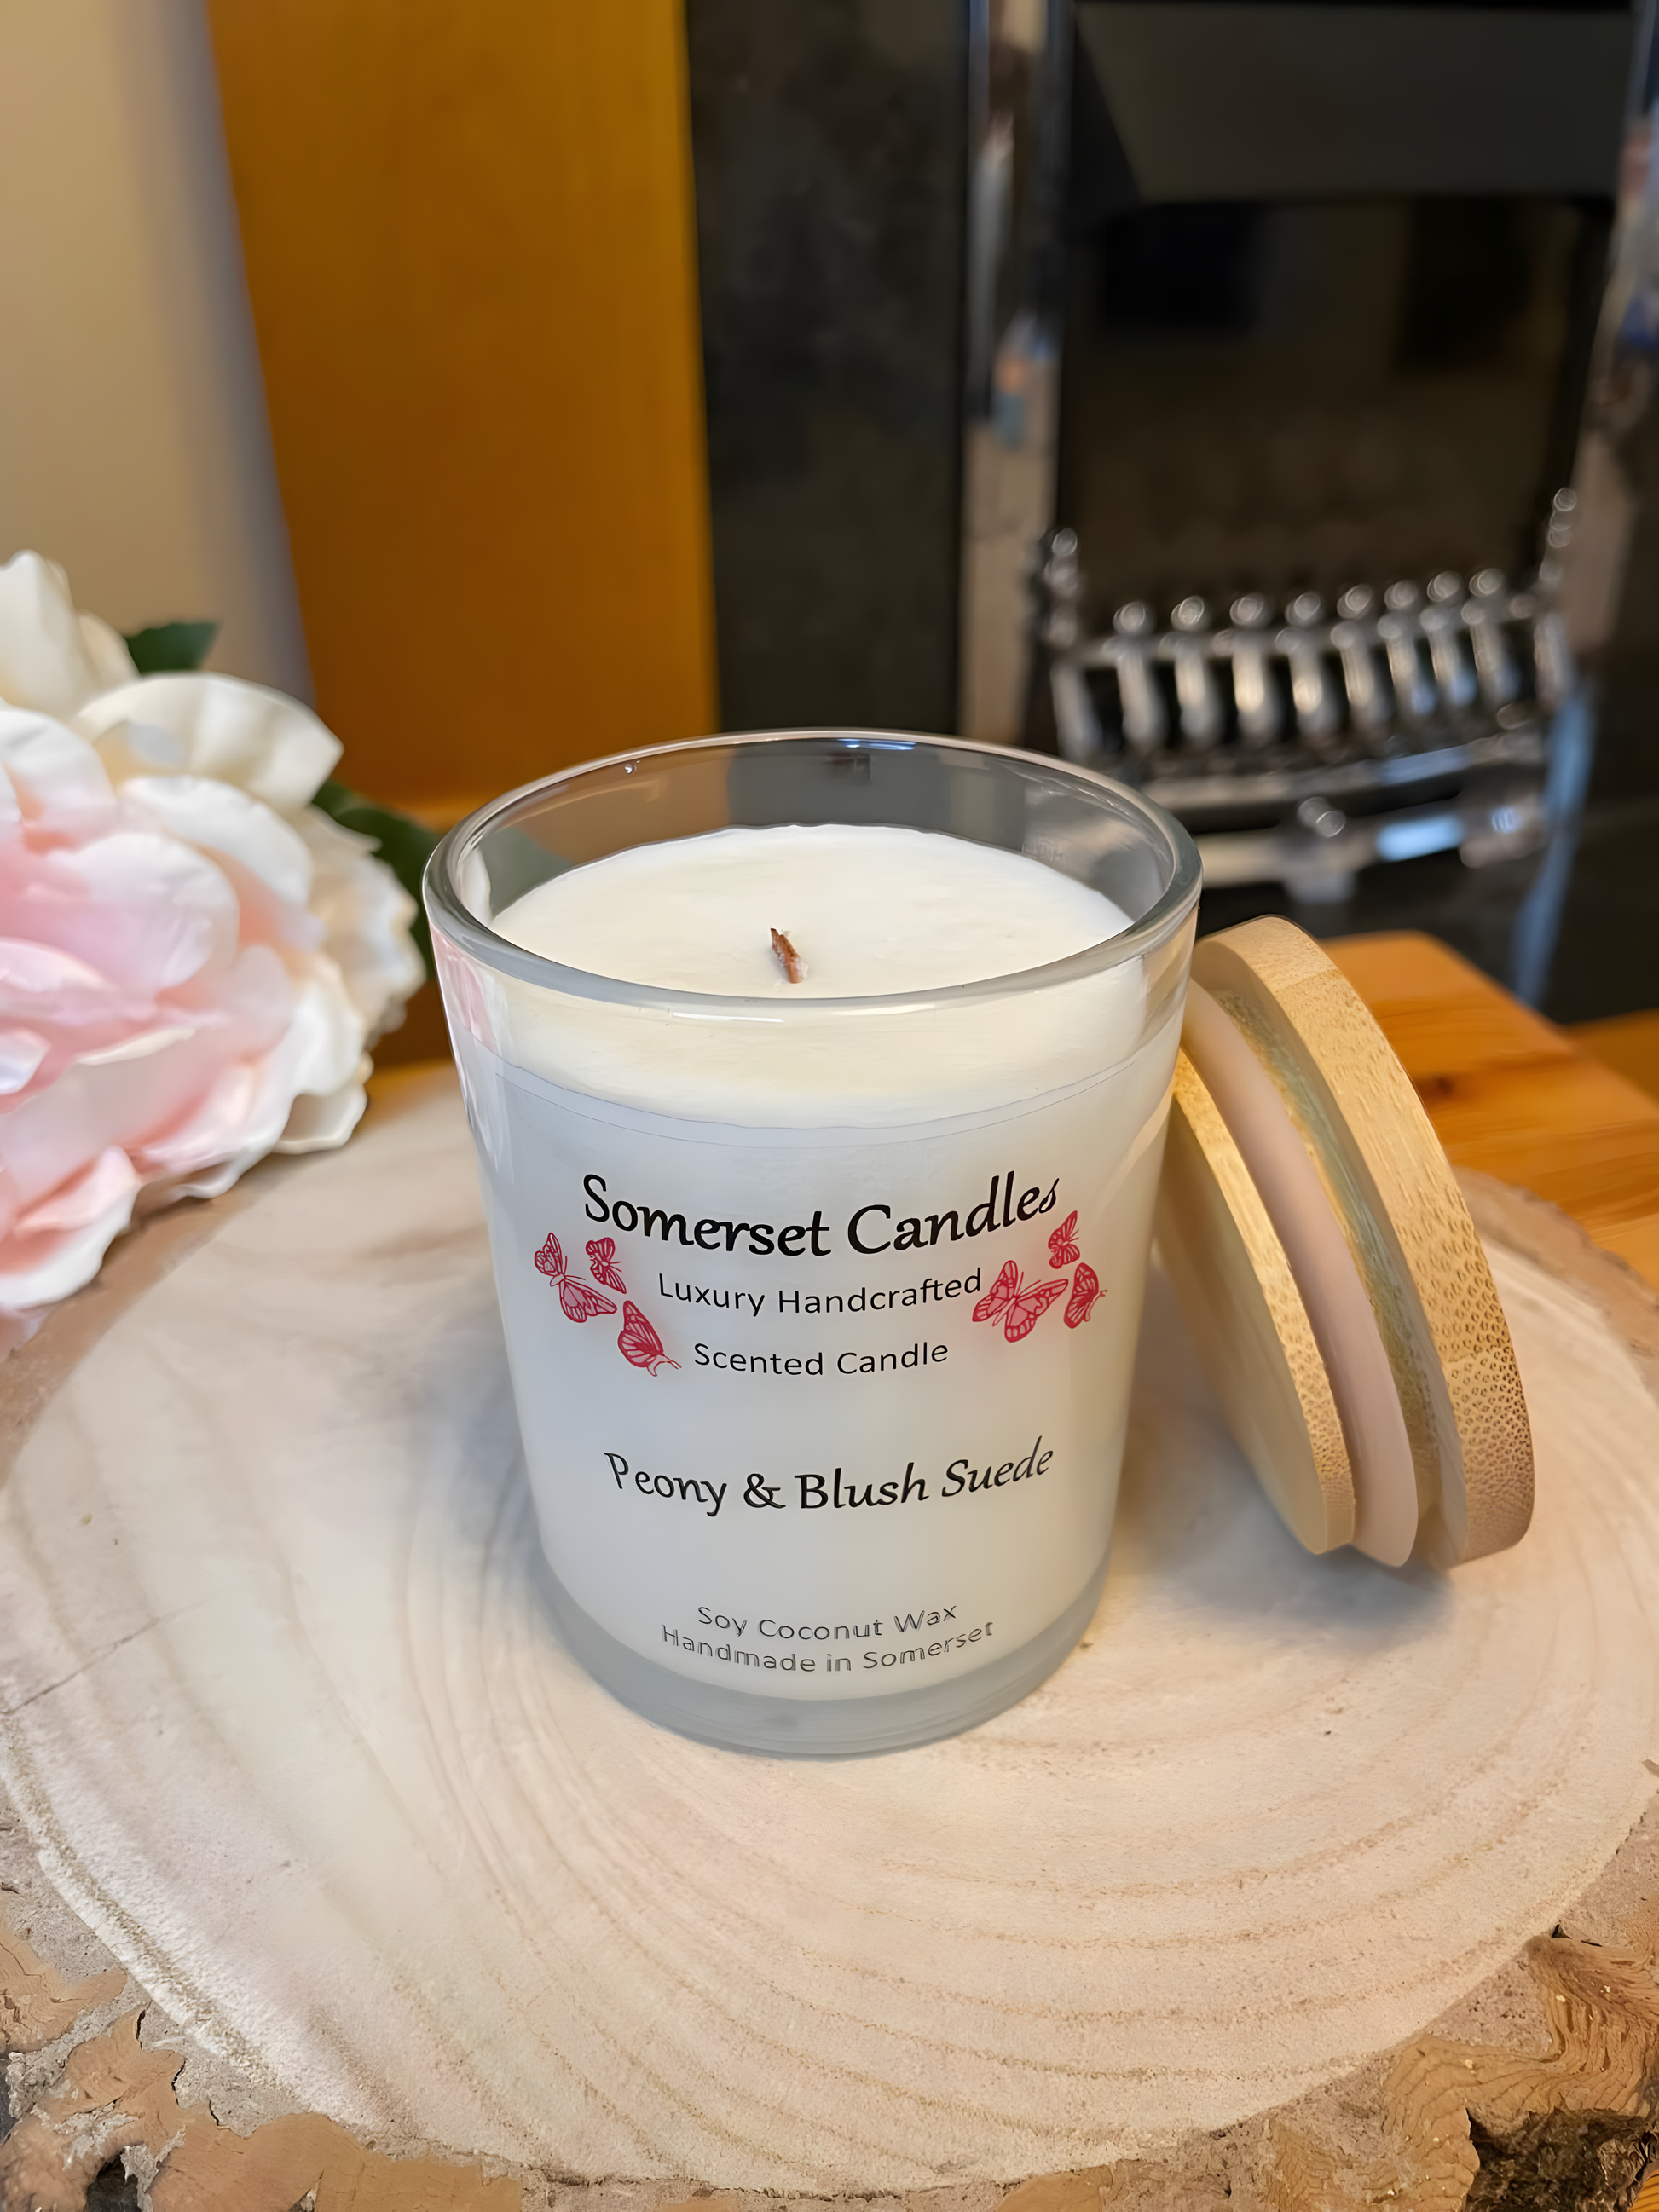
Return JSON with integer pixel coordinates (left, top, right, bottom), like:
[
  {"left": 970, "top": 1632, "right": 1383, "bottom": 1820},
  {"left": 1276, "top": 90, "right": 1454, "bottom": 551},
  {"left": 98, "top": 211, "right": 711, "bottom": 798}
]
[{"left": 1031, "top": 521, "right": 1578, "bottom": 900}]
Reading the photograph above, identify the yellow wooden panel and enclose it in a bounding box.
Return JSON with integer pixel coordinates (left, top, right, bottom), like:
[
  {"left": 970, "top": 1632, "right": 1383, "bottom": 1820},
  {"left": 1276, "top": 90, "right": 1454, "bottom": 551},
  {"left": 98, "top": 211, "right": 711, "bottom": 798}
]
[
  {"left": 206, "top": 0, "right": 716, "bottom": 814},
  {"left": 1570, "top": 1008, "right": 1659, "bottom": 1105}
]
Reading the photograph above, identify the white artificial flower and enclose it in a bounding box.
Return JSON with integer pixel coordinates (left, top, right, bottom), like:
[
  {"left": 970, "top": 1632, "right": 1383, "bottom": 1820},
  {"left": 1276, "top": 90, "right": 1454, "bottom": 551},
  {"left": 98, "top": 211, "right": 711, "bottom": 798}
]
[
  {"left": 0, "top": 553, "right": 138, "bottom": 719},
  {"left": 295, "top": 806, "right": 425, "bottom": 1043},
  {"left": 0, "top": 550, "right": 426, "bottom": 1343},
  {"left": 75, "top": 672, "right": 342, "bottom": 810}
]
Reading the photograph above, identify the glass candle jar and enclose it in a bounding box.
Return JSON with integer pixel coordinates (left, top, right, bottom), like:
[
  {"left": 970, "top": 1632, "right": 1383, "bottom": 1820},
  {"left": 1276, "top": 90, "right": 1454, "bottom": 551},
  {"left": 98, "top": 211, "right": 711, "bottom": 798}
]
[{"left": 426, "top": 732, "right": 1199, "bottom": 1755}]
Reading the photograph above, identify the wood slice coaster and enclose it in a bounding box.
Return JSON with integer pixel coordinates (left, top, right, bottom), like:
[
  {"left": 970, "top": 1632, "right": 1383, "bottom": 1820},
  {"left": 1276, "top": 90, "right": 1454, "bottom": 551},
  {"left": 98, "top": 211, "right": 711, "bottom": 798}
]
[{"left": 2, "top": 1074, "right": 1657, "bottom": 2196}]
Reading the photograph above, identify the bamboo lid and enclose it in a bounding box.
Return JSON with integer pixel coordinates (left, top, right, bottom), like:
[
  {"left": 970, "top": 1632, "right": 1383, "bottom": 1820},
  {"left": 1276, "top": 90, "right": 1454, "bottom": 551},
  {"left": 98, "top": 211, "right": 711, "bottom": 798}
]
[{"left": 1159, "top": 919, "right": 1534, "bottom": 1568}]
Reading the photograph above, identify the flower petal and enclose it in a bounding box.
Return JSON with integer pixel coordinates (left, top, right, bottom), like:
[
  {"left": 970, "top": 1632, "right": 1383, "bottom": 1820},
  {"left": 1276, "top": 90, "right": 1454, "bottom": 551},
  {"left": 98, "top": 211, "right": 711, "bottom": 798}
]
[
  {"left": 0, "top": 1145, "right": 139, "bottom": 1309},
  {"left": 0, "top": 1030, "right": 48, "bottom": 1094},
  {"left": 275, "top": 1063, "right": 369, "bottom": 1153},
  {"left": 137, "top": 1156, "right": 248, "bottom": 1208},
  {"left": 0, "top": 709, "right": 116, "bottom": 834},
  {"left": 0, "top": 938, "right": 153, "bottom": 1027},
  {"left": 77, "top": 614, "right": 138, "bottom": 693},
  {"left": 128, "top": 1059, "right": 263, "bottom": 1175},
  {"left": 122, "top": 774, "right": 315, "bottom": 917},
  {"left": 16, "top": 1141, "right": 138, "bottom": 1233},
  {"left": 0, "top": 1026, "right": 223, "bottom": 1217},
  {"left": 76, "top": 674, "right": 341, "bottom": 811},
  {"left": 136, "top": 968, "right": 367, "bottom": 1189},
  {"left": 0, "top": 941, "right": 158, "bottom": 1102},
  {"left": 90, "top": 717, "right": 188, "bottom": 783},
  {"left": 0, "top": 554, "right": 116, "bottom": 719},
  {"left": 0, "top": 945, "right": 292, "bottom": 1219},
  {"left": 283, "top": 959, "right": 367, "bottom": 1101},
  {"left": 296, "top": 806, "right": 423, "bottom": 1035},
  {"left": 73, "top": 1025, "right": 199, "bottom": 1067},
  {"left": 33, "top": 830, "right": 240, "bottom": 992},
  {"left": 161, "top": 939, "right": 293, "bottom": 1042}
]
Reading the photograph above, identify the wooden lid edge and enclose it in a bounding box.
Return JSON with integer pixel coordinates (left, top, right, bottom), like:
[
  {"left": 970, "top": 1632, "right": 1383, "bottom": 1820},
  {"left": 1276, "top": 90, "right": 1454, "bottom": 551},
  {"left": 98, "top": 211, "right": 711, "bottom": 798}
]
[
  {"left": 1161, "top": 1052, "right": 1356, "bottom": 1552},
  {"left": 1191, "top": 919, "right": 1534, "bottom": 1564}
]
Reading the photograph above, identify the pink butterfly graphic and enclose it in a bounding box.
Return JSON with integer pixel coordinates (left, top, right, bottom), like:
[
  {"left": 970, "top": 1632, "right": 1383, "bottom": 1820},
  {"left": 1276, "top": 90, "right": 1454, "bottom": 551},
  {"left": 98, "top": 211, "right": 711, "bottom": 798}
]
[
  {"left": 1048, "top": 1210, "right": 1080, "bottom": 1268},
  {"left": 586, "top": 1236, "right": 627, "bottom": 1293},
  {"left": 973, "top": 1259, "right": 1068, "bottom": 1343},
  {"left": 558, "top": 1277, "right": 618, "bottom": 1324},
  {"left": 534, "top": 1230, "right": 617, "bottom": 1325},
  {"left": 618, "top": 1300, "right": 679, "bottom": 1375},
  {"left": 974, "top": 1260, "right": 1020, "bottom": 1323},
  {"left": 1064, "top": 1261, "right": 1104, "bottom": 1329}
]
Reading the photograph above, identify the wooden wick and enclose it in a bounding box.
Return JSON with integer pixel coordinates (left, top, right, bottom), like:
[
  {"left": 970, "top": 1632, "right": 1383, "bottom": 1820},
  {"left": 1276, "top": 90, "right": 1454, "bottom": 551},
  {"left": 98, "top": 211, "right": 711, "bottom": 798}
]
[{"left": 770, "top": 927, "right": 806, "bottom": 984}]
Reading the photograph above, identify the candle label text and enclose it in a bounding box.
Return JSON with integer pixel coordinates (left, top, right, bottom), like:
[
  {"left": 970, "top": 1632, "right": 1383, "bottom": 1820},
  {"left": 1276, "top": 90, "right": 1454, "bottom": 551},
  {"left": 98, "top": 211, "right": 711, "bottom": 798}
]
[
  {"left": 581, "top": 1168, "right": 1061, "bottom": 1257},
  {"left": 659, "top": 1607, "right": 995, "bottom": 1681},
  {"left": 454, "top": 1021, "right": 1178, "bottom": 1702}
]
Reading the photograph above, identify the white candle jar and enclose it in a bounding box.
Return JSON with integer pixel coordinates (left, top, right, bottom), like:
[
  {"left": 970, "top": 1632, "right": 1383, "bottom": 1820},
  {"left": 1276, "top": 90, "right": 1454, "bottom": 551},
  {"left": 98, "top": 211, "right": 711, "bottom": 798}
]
[{"left": 427, "top": 732, "right": 1199, "bottom": 1755}]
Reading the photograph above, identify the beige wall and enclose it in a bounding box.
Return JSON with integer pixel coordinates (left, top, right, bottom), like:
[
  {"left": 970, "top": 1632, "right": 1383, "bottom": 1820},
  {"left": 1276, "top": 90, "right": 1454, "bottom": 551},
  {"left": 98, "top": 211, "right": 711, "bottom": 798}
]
[{"left": 0, "top": 0, "right": 311, "bottom": 696}]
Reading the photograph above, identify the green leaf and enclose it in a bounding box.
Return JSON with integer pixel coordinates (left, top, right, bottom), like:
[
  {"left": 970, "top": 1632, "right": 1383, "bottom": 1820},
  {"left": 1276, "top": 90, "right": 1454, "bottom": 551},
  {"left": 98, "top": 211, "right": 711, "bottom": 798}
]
[
  {"left": 122, "top": 620, "right": 221, "bottom": 675},
  {"left": 312, "top": 778, "right": 440, "bottom": 982}
]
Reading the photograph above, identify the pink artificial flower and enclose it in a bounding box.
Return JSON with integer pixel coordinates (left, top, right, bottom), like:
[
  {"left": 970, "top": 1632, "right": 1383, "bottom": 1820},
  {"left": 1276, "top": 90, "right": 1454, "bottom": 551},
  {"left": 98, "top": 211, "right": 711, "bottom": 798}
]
[{"left": 0, "top": 553, "right": 424, "bottom": 1348}]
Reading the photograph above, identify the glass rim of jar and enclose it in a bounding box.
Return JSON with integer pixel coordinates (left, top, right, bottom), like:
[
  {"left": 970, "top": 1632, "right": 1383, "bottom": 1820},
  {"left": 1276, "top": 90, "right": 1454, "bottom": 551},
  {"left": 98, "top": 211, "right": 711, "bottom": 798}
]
[{"left": 425, "top": 730, "right": 1202, "bottom": 1016}]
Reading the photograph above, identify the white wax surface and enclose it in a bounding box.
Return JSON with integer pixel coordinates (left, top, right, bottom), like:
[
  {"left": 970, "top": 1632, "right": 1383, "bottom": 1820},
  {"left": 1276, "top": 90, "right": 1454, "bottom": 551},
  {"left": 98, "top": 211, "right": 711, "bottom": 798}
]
[
  {"left": 495, "top": 825, "right": 1130, "bottom": 996},
  {"left": 480, "top": 823, "right": 1157, "bottom": 1128}
]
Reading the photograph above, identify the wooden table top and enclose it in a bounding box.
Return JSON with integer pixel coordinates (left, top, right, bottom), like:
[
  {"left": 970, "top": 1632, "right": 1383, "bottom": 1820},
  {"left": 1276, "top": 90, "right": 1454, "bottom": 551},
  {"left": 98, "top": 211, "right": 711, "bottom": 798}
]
[{"left": 1326, "top": 931, "right": 1659, "bottom": 1293}]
